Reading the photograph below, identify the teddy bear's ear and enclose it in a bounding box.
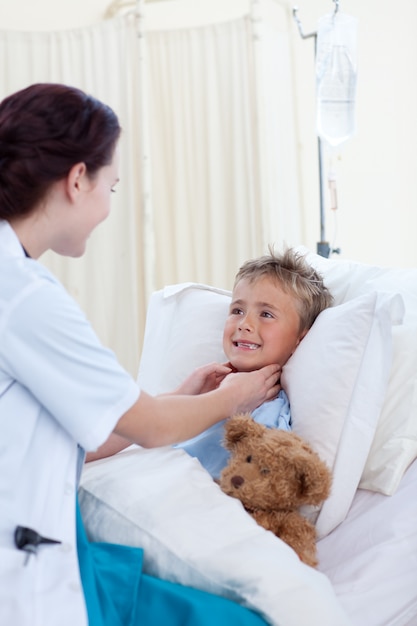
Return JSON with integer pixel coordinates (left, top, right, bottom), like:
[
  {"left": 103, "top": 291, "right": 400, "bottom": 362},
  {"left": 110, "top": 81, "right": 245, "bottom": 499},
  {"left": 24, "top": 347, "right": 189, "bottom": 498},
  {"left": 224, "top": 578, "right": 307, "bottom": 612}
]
[
  {"left": 294, "top": 450, "right": 332, "bottom": 506},
  {"left": 223, "top": 413, "right": 264, "bottom": 450}
]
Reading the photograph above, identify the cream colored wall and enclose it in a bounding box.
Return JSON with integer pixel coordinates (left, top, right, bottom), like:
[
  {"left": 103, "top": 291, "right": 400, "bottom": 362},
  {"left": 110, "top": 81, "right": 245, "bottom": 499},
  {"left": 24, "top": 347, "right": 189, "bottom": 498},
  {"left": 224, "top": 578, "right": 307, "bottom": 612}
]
[
  {"left": 291, "top": 0, "right": 417, "bottom": 267},
  {"left": 1, "top": 0, "right": 416, "bottom": 267}
]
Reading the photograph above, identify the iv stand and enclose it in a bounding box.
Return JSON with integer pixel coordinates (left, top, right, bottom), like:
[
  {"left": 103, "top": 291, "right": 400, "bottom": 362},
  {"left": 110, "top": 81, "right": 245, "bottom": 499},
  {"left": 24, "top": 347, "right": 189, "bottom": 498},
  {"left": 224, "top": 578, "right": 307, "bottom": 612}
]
[{"left": 293, "top": 1, "right": 340, "bottom": 258}]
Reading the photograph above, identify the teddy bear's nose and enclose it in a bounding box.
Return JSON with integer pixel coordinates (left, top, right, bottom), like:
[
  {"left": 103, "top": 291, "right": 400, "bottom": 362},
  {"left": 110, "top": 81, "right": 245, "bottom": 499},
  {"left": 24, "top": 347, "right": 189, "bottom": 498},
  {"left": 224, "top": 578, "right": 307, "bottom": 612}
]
[{"left": 231, "top": 475, "right": 244, "bottom": 488}]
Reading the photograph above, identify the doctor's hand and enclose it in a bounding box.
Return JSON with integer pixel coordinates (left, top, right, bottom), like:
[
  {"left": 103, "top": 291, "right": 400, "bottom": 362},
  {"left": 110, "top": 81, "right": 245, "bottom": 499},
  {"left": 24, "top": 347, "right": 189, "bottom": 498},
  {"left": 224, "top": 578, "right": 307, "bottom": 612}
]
[
  {"left": 219, "top": 363, "right": 281, "bottom": 416},
  {"left": 173, "top": 362, "right": 232, "bottom": 396}
]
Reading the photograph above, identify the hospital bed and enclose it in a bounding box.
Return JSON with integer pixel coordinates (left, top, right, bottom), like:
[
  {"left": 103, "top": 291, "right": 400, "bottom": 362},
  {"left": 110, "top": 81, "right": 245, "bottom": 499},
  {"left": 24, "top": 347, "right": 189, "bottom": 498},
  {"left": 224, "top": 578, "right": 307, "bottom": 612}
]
[{"left": 79, "top": 248, "right": 417, "bottom": 626}]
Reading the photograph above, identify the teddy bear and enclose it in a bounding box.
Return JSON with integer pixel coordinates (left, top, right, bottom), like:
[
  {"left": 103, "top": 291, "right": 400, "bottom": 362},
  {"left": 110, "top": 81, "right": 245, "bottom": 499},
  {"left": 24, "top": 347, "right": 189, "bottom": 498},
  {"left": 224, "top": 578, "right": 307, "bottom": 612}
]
[{"left": 219, "top": 414, "right": 332, "bottom": 568}]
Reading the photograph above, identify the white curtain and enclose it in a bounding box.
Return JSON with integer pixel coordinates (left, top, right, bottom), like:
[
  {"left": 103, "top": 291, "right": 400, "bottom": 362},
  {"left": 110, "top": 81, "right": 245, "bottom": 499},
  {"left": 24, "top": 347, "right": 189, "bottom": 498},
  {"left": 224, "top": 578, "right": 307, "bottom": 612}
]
[
  {"left": 147, "top": 5, "right": 301, "bottom": 288},
  {"left": 0, "top": 1, "right": 300, "bottom": 377},
  {"left": 0, "top": 16, "right": 146, "bottom": 377}
]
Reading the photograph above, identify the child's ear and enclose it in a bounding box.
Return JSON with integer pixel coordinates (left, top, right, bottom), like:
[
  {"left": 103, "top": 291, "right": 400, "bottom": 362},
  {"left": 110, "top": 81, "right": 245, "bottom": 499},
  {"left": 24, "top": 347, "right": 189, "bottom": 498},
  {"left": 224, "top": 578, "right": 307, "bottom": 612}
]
[
  {"left": 291, "top": 328, "right": 308, "bottom": 355},
  {"left": 297, "top": 328, "right": 309, "bottom": 346}
]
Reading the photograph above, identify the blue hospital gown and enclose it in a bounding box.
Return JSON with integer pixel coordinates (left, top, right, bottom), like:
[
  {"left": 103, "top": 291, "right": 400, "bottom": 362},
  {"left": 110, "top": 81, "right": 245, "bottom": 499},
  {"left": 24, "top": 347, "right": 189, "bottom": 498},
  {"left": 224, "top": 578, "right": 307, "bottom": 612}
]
[{"left": 175, "top": 389, "right": 291, "bottom": 479}]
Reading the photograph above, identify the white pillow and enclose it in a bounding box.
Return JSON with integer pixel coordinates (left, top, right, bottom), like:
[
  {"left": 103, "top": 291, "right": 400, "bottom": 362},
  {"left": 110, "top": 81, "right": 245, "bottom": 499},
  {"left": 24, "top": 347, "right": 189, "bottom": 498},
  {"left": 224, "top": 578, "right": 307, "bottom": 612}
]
[
  {"left": 281, "top": 291, "right": 403, "bottom": 538},
  {"left": 79, "top": 447, "right": 351, "bottom": 626},
  {"left": 299, "top": 248, "right": 417, "bottom": 495},
  {"left": 137, "top": 283, "right": 231, "bottom": 394},
  {"left": 137, "top": 282, "right": 401, "bottom": 537},
  {"left": 361, "top": 323, "right": 417, "bottom": 492}
]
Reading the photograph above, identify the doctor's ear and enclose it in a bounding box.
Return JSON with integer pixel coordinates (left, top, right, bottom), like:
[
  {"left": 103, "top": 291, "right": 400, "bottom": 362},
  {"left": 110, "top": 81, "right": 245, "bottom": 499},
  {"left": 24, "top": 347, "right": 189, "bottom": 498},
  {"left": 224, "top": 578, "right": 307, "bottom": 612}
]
[{"left": 66, "top": 162, "right": 88, "bottom": 200}]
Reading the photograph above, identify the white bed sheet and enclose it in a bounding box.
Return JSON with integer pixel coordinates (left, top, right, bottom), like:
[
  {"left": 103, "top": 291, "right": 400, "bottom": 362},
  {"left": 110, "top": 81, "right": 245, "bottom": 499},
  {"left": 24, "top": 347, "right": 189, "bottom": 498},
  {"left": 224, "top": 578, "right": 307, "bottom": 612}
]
[{"left": 318, "top": 458, "right": 417, "bottom": 626}]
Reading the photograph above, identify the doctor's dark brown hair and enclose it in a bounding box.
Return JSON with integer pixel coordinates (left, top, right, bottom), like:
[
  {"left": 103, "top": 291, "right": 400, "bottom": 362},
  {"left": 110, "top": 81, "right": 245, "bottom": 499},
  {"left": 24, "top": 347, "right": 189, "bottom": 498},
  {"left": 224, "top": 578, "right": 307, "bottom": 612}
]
[
  {"left": 234, "top": 247, "right": 333, "bottom": 333},
  {"left": 0, "top": 83, "right": 121, "bottom": 220}
]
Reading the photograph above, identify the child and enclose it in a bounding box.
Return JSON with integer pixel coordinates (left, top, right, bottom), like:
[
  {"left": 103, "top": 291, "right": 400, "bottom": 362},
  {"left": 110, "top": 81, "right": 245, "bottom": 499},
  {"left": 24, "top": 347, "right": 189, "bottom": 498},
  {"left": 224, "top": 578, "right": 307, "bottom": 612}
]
[{"left": 176, "top": 247, "right": 333, "bottom": 478}]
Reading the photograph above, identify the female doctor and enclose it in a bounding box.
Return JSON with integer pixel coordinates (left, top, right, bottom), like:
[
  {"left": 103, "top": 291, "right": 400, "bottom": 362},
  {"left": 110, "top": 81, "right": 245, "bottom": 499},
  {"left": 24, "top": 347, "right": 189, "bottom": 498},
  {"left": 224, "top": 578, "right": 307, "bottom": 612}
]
[{"left": 0, "top": 83, "right": 280, "bottom": 626}]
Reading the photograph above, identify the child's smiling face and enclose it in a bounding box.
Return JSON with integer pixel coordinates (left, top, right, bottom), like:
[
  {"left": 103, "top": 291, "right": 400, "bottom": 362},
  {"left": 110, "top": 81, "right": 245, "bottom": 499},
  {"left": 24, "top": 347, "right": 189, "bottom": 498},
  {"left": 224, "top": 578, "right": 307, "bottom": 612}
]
[{"left": 222, "top": 275, "right": 307, "bottom": 372}]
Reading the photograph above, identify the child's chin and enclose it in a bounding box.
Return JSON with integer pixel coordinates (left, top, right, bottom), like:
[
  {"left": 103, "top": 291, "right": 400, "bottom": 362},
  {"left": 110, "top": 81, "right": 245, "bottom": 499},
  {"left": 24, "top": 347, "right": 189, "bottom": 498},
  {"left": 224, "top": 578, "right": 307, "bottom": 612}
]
[{"left": 231, "top": 358, "right": 263, "bottom": 373}]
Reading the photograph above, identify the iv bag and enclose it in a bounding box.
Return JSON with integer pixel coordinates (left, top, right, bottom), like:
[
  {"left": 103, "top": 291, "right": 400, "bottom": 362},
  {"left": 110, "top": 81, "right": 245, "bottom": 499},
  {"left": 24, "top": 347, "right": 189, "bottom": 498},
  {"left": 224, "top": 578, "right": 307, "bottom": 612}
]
[{"left": 316, "top": 12, "right": 358, "bottom": 147}]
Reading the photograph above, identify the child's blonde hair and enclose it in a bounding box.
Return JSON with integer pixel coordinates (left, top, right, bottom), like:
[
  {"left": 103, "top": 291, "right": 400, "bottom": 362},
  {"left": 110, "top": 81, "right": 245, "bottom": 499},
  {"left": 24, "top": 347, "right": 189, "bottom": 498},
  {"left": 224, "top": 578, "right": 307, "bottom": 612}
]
[{"left": 233, "top": 247, "right": 333, "bottom": 333}]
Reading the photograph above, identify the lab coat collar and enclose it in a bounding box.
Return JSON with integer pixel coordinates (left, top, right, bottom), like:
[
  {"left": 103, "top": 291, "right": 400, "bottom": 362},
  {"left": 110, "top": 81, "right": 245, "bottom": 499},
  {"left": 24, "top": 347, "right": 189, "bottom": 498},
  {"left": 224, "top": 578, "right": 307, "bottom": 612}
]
[{"left": 0, "top": 220, "right": 25, "bottom": 258}]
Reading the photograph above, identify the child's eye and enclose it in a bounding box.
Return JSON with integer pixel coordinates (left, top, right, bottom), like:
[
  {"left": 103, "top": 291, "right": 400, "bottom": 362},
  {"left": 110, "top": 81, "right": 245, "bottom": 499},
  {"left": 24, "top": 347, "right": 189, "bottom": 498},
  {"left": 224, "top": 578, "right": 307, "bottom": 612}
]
[
  {"left": 246, "top": 455, "right": 252, "bottom": 463},
  {"left": 260, "top": 467, "right": 270, "bottom": 475},
  {"left": 231, "top": 308, "right": 243, "bottom": 315},
  {"left": 261, "top": 311, "right": 273, "bottom": 318}
]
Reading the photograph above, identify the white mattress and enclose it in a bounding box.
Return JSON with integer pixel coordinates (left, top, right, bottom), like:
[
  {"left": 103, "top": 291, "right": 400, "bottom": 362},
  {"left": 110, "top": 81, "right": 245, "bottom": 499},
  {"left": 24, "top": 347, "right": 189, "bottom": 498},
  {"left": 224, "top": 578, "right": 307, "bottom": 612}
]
[{"left": 318, "top": 458, "right": 417, "bottom": 626}]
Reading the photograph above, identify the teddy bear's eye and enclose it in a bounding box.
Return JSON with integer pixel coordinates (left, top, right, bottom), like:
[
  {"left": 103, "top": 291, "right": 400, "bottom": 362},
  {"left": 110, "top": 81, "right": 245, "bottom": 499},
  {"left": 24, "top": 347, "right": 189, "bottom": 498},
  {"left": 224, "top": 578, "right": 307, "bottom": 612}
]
[
  {"left": 246, "top": 455, "right": 252, "bottom": 463},
  {"left": 260, "top": 468, "right": 270, "bottom": 475}
]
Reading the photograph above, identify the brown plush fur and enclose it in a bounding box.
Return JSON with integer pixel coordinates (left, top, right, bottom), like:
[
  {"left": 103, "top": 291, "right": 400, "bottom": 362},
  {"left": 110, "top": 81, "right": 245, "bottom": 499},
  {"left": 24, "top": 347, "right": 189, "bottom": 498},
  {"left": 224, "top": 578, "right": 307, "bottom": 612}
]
[{"left": 219, "top": 414, "right": 332, "bottom": 567}]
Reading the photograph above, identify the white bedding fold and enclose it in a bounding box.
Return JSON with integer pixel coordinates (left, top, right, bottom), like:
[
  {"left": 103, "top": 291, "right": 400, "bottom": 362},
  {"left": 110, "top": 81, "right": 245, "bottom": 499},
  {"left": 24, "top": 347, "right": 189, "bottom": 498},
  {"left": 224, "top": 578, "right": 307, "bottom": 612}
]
[{"left": 80, "top": 446, "right": 351, "bottom": 626}]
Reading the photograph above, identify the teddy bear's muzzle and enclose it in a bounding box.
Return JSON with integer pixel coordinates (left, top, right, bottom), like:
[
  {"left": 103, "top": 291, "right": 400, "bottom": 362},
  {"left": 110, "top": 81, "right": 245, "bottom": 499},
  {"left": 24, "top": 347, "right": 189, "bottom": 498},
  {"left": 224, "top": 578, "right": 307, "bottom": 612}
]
[{"left": 231, "top": 475, "right": 244, "bottom": 488}]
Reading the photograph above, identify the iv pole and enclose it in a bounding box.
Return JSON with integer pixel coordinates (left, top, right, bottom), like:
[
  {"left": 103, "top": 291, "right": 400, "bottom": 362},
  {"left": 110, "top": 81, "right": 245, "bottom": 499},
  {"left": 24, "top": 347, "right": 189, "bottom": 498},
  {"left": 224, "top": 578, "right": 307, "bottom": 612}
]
[{"left": 292, "top": 1, "right": 341, "bottom": 258}]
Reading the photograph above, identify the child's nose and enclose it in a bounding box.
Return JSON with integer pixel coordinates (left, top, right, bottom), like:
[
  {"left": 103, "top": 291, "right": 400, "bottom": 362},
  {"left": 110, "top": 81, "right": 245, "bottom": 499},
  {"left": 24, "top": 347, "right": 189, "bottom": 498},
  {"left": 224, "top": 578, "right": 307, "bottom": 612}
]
[{"left": 238, "top": 314, "right": 254, "bottom": 331}]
